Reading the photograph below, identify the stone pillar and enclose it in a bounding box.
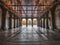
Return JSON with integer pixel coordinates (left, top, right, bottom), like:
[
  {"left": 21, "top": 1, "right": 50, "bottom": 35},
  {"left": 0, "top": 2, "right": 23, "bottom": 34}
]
[
  {"left": 32, "top": 18, "right": 33, "bottom": 27},
  {"left": 46, "top": 11, "right": 49, "bottom": 29},
  {"left": 14, "top": 15, "right": 15, "bottom": 28},
  {"left": 50, "top": 6, "right": 56, "bottom": 30},
  {"left": 19, "top": 19, "right": 20, "bottom": 27},
  {"left": 1, "top": 8, "right": 7, "bottom": 30},
  {"left": 17, "top": 18, "right": 18, "bottom": 27},
  {"left": 26, "top": 18, "right": 28, "bottom": 27},
  {"left": 20, "top": 18, "right": 22, "bottom": 26},
  {"left": 19, "top": 19, "right": 20, "bottom": 26},
  {"left": 17, "top": 18, "right": 19, "bottom": 27},
  {"left": 43, "top": 17, "right": 45, "bottom": 28},
  {"left": 15, "top": 19, "right": 17, "bottom": 27},
  {"left": 9, "top": 13, "right": 12, "bottom": 29},
  {"left": 40, "top": 19, "right": 42, "bottom": 27},
  {"left": 0, "top": 8, "right": 2, "bottom": 30},
  {"left": 37, "top": 18, "right": 40, "bottom": 26},
  {"left": 40, "top": 20, "right": 41, "bottom": 27},
  {"left": 18, "top": 19, "right": 19, "bottom": 27}
]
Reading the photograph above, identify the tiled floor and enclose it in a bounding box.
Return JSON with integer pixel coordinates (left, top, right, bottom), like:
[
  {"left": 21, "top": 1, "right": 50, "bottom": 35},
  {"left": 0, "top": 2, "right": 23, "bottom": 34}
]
[
  {"left": 0, "top": 25, "right": 60, "bottom": 45},
  {"left": 8, "top": 25, "right": 47, "bottom": 42}
]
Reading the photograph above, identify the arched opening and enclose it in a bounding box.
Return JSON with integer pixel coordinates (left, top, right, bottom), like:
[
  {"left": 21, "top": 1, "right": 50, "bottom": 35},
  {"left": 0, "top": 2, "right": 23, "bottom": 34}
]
[
  {"left": 33, "top": 18, "right": 37, "bottom": 26},
  {"left": 28, "top": 18, "right": 32, "bottom": 26},
  {"left": 22, "top": 19, "right": 26, "bottom": 27}
]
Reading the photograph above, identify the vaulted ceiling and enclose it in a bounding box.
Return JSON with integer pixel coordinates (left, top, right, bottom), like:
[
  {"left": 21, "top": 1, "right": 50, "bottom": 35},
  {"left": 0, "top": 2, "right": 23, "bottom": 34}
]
[
  {"left": 2, "top": 0, "right": 56, "bottom": 18},
  {"left": 19, "top": 0, "right": 53, "bottom": 17}
]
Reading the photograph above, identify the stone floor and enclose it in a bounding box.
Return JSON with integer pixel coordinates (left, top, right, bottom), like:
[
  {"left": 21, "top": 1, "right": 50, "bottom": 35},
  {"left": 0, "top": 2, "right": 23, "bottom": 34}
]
[{"left": 0, "top": 25, "right": 60, "bottom": 45}]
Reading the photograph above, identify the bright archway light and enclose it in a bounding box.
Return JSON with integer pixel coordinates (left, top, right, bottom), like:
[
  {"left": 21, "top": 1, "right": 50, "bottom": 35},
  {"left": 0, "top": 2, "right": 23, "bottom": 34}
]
[
  {"left": 22, "top": 19, "right": 26, "bottom": 20},
  {"left": 33, "top": 18, "right": 37, "bottom": 20},
  {"left": 28, "top": 19, "right": 31, "bottom": 20}
]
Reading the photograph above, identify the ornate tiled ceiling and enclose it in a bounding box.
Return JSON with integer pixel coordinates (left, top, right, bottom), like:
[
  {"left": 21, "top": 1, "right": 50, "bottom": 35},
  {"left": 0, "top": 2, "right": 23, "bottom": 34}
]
[
  {"left": 21, "top": 0, "right": 53, "bottom": 17},
  {"left": 1, "top": 0, "right": 55, "bottom": 17}
]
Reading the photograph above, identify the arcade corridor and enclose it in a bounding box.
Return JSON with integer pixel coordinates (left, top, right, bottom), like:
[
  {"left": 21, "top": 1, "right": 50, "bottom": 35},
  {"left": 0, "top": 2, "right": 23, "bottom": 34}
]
[{"left": 0, "top": 0, "right": 60, "bottom": 45}]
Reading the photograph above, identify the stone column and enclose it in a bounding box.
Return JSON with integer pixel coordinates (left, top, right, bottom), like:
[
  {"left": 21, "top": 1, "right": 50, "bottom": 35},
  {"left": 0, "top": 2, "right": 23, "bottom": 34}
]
[
  {"left": 18, "top": 19, "right": 19, "bottom": 27},
  {"left": 32, "top": 18, "right": 33, "bottom": 27},
  {"left": 14, "top": 15, "right": 15, "bottom": 28},
  {"left": 0, "top": 8, "right": 2, "bottom": 30},
  {"left": 20, "top": 18, "right": 22, "bottom": 26},
  {"left": 15, "top": 18, "right": 17, "bottom": 27},
  {"left": 19, "top": 19, "right": 20, "bottom": 26},
  {"left": 40, "top": 19, "right": 42, "bottom": 27},
  {"left": 26, "top": 18, "right": 28, "bottom": 27},
  {"left": 37, "top": 18, "right": 40, "bottom": 26},
  {"left": 40, "top": 20, "right": 41, "bottom": 27},
  {"left": 17, "top": 18, "right": 18, "bottom": 27},
  {"left": 50, "top": 6, "right": 56, "bottom": 30},
  {"left": 17, "top": 18, "right": 19, "bottom": 27},
  {"left": 9, "top": 13, "right": 12, "bottom": 29},
  {"left": 46, "top": 11, "right": 49, "bottom": 29},
  {"left": 43, "top": 17, "right": 45, "bottom": 28},
  {"left": 1, "top": 8, "right": 7, "bottom": 30}
]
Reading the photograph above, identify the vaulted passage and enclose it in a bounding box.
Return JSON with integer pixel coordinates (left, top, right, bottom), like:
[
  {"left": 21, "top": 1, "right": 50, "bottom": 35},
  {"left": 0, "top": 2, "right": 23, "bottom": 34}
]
[{"left": 0, "top": 0, "right": 60, "bottom": 45}]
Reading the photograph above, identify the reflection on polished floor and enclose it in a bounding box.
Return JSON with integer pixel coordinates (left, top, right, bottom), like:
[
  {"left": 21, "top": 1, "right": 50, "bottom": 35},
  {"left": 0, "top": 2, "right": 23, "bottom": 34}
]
[
  {"left": 0, "top": 25, "right": 60, "bottom": 45},
  {"left": 8, "top": 25, "right": 47, "bottom": 42}
]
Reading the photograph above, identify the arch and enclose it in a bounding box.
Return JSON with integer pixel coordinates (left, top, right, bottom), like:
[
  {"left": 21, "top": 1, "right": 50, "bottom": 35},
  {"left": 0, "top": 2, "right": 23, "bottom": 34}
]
[
  {"left": 22, "top": 18, "right": 26, "bottom": 25},
  {"left": 33, "top": 18, "right": 37, "bottom": 25},
  {"left": 28, "top": 18, "right": 32, "bottom": 25}
]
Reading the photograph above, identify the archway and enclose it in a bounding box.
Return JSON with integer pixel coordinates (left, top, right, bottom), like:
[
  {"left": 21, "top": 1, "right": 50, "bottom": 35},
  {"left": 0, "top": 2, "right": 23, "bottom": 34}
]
[
  {"left": 33, "top": 18, "right": 38, "bottom": 28},
  {"left": 22, "top": 18, "right": 26, "bottom": 27},
  {"left": 28, "top": 18, "right": 32, "bottom": 26}
]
